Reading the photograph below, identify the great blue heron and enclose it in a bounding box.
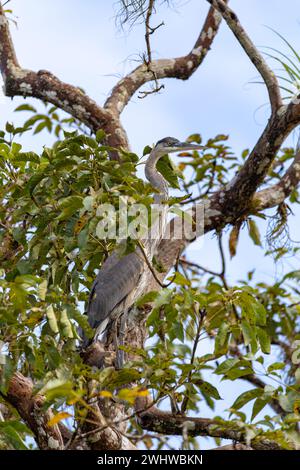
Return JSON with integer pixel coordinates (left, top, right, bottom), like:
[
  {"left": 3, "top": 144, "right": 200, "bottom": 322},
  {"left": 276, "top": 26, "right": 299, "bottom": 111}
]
[{"left": 82, "top": 137, "right": 202, "bottom": 348}]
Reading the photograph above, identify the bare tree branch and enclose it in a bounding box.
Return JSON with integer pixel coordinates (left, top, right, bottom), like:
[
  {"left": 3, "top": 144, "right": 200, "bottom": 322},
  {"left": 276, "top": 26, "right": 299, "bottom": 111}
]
[
  {"left": 253, "top": 149, "right": 300, "bottom": 210},
  {"left": 136, "top": 405, "right": 296, "bottom": 450},
  {"left": 104, "top": 2, "right": 229, "bottom": 115},
  {"left": 1, "top": 1, "right": 299, "bottom": 451},
  {"left": 149, "top": 4, "right": 300, "bottom": 274},
  {"left": 2, "top": 372, "right": 64, "bottom": 450},
  {"left": 207, "top": 0, "right": 282, "bottom": 113},
  {"left": 81, "top": 398, "right": 136, "bottom": 450},
  {"left": 212, "top": 443, "right": 253, "bottom": 450},
  {"left": 2, "top": 370, "right": 130, "bottom": 450},
  {"left": 0, "top": 2, "right": 229, "bottom": 151},
  {"left": 0, "top": 4, "right": 128, "bottom": 150},
  {"left": 138, "top": 0, "right": 165, "bottom": 99}
]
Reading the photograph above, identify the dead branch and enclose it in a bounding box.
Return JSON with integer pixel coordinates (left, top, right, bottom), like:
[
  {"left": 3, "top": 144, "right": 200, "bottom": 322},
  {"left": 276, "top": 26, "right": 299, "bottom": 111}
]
[
  {"left": 3, "top": 372, "right": 64, "bottom": 450},
  {"left": 0, "top": 4, "right": 128, "bottom": 150},
  {"left": 136, "top": 405, "right": 295, "bottom": 450},
  {"left": 105, "top": 2, "right": 229, "bottom": 115}
]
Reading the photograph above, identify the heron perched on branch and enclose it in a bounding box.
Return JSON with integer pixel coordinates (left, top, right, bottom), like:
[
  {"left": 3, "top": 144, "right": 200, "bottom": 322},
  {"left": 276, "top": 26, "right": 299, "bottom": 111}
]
[{"left": 82, "top": 137, "right": 202, "bottom": 348}]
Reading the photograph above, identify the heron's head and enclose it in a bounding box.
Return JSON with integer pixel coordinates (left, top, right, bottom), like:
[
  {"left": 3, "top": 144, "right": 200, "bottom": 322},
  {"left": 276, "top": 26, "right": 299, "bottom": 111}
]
[{"left": 154, "top": 136, "right": 203, "bottom": 155}]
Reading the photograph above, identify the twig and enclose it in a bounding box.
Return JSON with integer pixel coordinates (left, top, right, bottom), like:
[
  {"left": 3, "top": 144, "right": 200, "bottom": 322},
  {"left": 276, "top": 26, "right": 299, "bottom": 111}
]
[
  {"left": 105, "top": 3, "right": 228, "bottom": 114},
  {"left": 144, "top": 0, "right": 156, "bottom": 66},
  {"left": 0, "top": 4, "right": 128, "bottom": 150},
  {"left": 139, "top": 0, "right": 164, "bottom": 98},
  {"left": 136, "top": 239, "right": 176, "bottom": 288}
]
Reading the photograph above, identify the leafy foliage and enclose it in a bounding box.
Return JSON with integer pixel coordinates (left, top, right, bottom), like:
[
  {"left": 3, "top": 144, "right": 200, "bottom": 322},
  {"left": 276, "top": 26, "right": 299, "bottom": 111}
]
[
  {"left": 0, "top": 105, "right": 300, "bottom": 450},
  {"left": 261, "top": 28, "right": 300, "bottom": 100}
]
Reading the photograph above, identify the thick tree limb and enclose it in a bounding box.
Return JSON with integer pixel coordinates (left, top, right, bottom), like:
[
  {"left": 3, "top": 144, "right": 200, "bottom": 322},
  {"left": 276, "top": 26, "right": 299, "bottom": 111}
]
[
  {"left": 3, "top": 372, "right": 64, "bottom": 450},
  {"left": 104, "top": 2, "right": 228, "bottom": 115},
  {"left": 212, "top": 444, "right": 253, "bottom": 450},
  {"left": 82, "top": 399, "right": 136, "bottom": 450},
  {"left": 155, "top": 108, "right": 300, "bottom": 280},
  {"left": 1, "top": 0, "right": 300, "bottom": 451},
  {"left": 2, "top": 371, "right": 123, "bottom": 450},
  {"left": 0, "top": 4, "right": 128, "bottom": 149},
  {"left": 103, "top": 4, "right": 300, "bottom": 449},
  {"left": 253, "top": 149, "right": 300, "bottom": 210},
  {"left": 136, "top": 405, "right": 296, "bottom": 450},
  {"left": 207, "top": 0, "right": 282, "bottom": 113}
]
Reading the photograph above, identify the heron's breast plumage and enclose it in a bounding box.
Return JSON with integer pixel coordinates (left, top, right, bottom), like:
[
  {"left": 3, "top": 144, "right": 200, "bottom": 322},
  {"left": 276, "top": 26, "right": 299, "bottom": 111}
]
[{"left": 87, "top": 251, "right": 144, "bottom": 329}]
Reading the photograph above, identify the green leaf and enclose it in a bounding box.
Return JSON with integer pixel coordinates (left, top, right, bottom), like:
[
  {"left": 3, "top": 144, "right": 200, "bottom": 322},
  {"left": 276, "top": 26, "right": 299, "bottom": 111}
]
[
  {"left": 104, "top": 368, "right": 141, "bottom": 388},
  {"left": 143, "top": 145, "right": 152, "bottom": 156},
  {"left": 169, "top": 321, "right": 184, "bottom": 342},
  {"left": 251, "top": 396, "right": 271, "bottom": 420},
  {"left": 239, "top": 292, "right": 266, "bottom": 326},
  {"left": 229, "top": 225, "right": 240, "bottom": 258},
  {"left": 135, "top": 291, "right": 158, "bottom": 307},
  {"left": 0, "top": 357, "right": 15, "bottom": 394},
  {"left": 214, "top": 322, "right": 230, "bottom": 354},
  {"left": 156, "top": 155, "right": 180, "bottom": 189},
  {"left": 256, "top": 327, "right": 271, "bottom": 354},
  {"left": 38, "top": 279, "right": 48, "bottom": 301},
  {"left": 57, "top": 196, "right": 83, "bottom": 220},
  {"left": 40, "top": 379, "right": 74, "bottom": 401},
  {"left": 12, "top": 151, "right": 40, "bottom": 163},
  {"left": 10, "top": 142, "right": 22, "bottom": 155},
  {"left": 226, "top": 364, "right": 254, "bottom": 380},
  {"left": 252, "top": 301, "right": 267, "bottom": 326},
  {"left": 186, "top": 133, "right": 202, "bottom": 144},
  {"left": 58, "top": 195, "right": 82, "bottom": 210},
  {"left": 215, "top": 358, "right": 239, "bottom": 375},
  {"left": 247, "top": 219, "right": 262, "bottom": 246},
  {"left": 34, "top": 121, "right": 48, "bottom": 135},
  {"left": 282, "top": 270, "right": 300, "bottom": 283},
  {"left": 267, "top": 362, "right": 285, "bottom": 373},
  {"left": 46, "top": 306, "right": 59, "bottom": 334},
  {"left": 153, "top": 289, "right": 173, "bottom": 309},
  {"left": 0, "top": 423, "right": 28, "bottom": 450},
  {"left": 70, "top": 307, "right": 94, "bottom": 340},
  {"left": 241, "top": 320, "right": 258, "bottom": 354},
  {"left": 14, "top": 104, "right": 37, "bottom": 112},
  {"left": 278, "top": 391, "right": 300, "bottom": 413},
  {"left": 15, "top": 274, "right": 38, "bottom": 287},
  {"left": 196, "top": 380, "right": 222, "bottom": 400},
  {"left": 241, "top": 320, "right": 255, "bottom": 346},
  {"left": 26, "top": 172, "right": 48, "bottom": 195},
  {"left": 5, "top": 122, "right": 14, "bottom": 133},
  {"left": 231, "top": 388, "right": 263, "bottom": 411},
  {"left": 171, "top": 272, "right": 191, "bottom": 287},
  {"left": 60, "top": 309, "right": 74, "bottom": 338},
  {"left": 96, "top": 129, "right": 106, "bottom": 142}
]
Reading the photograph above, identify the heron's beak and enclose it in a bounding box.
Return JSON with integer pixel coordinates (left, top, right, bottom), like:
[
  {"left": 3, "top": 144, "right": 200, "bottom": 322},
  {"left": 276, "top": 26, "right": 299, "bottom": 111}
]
[{"left": 170, "top": 142, "right": 203, "bottom": 153}]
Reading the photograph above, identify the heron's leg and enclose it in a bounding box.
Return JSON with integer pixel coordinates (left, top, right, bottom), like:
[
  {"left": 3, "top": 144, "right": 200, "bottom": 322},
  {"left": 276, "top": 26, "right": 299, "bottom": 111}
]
[{"left": 115, "top": 310, "right": 127, "bottom": 369}]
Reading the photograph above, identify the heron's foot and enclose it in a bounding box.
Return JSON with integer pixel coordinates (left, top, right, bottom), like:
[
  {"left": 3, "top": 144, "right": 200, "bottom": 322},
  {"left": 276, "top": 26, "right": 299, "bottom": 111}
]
[{"left": 115, "top": 313, "right": 127, "bottom": 369}]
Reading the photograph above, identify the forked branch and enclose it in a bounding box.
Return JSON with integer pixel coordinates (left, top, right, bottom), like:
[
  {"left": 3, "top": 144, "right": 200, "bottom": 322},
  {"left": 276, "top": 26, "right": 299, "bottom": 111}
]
[{"left": 104, "top": 2, "right": 229, "bottom": 115}]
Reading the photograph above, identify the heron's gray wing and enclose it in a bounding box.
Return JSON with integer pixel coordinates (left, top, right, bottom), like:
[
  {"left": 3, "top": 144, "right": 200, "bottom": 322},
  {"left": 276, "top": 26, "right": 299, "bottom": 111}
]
[{"left": 87, "top": 251, "right": 144, "bottom": 329}]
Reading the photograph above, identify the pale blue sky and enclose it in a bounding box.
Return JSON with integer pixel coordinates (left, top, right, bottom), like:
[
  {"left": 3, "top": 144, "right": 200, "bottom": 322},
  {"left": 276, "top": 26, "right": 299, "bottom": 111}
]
[{"left": 1, "top": 0, "right": 300, "bottom": 448}]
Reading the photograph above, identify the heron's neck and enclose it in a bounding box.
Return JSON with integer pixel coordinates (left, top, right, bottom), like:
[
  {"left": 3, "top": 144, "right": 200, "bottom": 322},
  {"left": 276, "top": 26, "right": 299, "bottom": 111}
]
[{"left": 145, "top": 150, "right": 169, "bottom": 203}]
